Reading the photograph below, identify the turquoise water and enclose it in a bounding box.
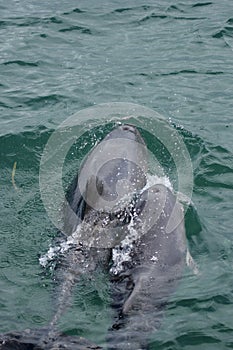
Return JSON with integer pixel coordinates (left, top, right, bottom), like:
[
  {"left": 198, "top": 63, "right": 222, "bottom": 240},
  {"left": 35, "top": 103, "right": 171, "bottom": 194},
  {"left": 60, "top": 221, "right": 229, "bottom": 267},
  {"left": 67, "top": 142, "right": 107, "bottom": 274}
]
[{"left": 0, "top": 1, "right": 233, "bottom": 349}]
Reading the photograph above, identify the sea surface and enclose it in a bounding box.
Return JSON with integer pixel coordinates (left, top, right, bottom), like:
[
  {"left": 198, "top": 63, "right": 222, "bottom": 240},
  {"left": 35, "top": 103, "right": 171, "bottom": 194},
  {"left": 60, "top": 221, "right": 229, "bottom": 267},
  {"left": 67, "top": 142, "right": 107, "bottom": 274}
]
[{"left": 0, "top": 0, "right": 233, "bottom": 349}]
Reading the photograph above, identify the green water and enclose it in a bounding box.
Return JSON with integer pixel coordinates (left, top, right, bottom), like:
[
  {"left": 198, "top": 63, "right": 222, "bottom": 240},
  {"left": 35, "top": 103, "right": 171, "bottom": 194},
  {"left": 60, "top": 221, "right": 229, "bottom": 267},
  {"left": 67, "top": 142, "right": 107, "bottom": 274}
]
[{"left": 0, "top": 1, "right": 233, "bottom": 349}]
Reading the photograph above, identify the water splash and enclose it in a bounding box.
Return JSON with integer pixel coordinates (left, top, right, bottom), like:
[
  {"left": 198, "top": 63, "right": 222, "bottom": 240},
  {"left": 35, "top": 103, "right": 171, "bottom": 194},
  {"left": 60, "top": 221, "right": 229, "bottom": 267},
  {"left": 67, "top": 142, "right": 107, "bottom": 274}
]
[{"left": 39, "top": 226, "right": 82, "bottom": 268}]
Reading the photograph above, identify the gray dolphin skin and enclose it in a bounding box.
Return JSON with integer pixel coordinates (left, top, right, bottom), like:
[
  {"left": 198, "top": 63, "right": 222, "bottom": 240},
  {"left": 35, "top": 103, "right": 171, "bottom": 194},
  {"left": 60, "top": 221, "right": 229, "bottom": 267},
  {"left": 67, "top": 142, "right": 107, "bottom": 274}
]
[
  {"left": 0, "top": 124, "right": 190, "bottom": 350},
  {"left": 108, "top": 184, "right": 187, "bottom": 349},
  {"left": 64, "top": 124, "right": 148, "bottom": 236}
]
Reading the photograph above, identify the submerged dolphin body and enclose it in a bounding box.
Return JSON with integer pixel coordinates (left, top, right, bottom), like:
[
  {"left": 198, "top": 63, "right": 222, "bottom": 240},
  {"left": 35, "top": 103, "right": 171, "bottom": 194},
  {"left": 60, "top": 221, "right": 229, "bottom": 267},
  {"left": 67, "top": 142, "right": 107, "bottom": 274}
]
[
  {"left": 108, "top": 184, "right": 187, "bottom": 349},
  {"left": 0, "top": 124, "right": 192, "bottom": 350}
]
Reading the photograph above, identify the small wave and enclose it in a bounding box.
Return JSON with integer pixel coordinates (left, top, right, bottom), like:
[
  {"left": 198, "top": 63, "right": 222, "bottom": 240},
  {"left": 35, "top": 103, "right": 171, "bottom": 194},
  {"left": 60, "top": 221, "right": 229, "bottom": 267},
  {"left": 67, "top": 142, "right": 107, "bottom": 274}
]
[
  {"left": 0, "top": 15, "right": 63, "bottom": 28},
  {"left": 99, "top": 5, "right": 154, "bottom": 19},
  {"left": 212, "top": 18, "right": 233, "bottom": 39},
  {"left": 192, "top": 2, "right": 213, "bottom": 8},
  {"left": 63, "top": 8, "right": 86, "bottom": 16},
  {"left": 138, "top": 13, "right": 206, "bottom": 24},
  {"left": 2, "top": 60, "right": 39, "bottom": 67},
  {"left": 195, "top": 145, "right": 233, "bottom": 190},
  {"left": 137, "top": 69, "right": 224, "bottom": 78},
  {"left": 0, "top": 20, "right": 8, "bottom": 28},
  {"left": 111, "top": 5, "right": 153, "bottom": 14},
  {"left": 213, "top": 28, "right": 233, "bottom": 39},
  {"left": 59, "top": 25, "right": 92, "bottom": 34},
  {"left": 166, "top": 5, "right": 185, "bottom": 13},
  {"left": 17, "top": 94, "right": 68, "bottom": 109},
  {"left": 138, "top": 13, "right": 167, "bottom": 23},
  {"left": 0, "top": 101, "right": 14, "bottom": 109},
  {"left": 176, "top": 331, "right": 221, "bottom": 347}
]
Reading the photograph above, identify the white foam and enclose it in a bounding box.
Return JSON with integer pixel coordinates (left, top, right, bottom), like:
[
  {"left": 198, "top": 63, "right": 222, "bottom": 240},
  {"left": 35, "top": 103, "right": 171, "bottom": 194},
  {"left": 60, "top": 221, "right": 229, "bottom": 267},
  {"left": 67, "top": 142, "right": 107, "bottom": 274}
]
[
  {"left": 39, "top": 246, "right": 60, "bottom": 267},
  {"left": 145, "top": 173, "right": 173, "bottom": 192},
  {"left": 39, "top": 226, "right": 83, "bottom": 268}
]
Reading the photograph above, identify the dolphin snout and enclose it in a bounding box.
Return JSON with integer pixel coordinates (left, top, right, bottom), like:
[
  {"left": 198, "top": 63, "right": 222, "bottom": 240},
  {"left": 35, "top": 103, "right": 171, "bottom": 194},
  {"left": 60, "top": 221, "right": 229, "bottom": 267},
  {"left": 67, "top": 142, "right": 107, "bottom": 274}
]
[
  {"left": 105, "top": 124, "right": 145, "bottom": 145},
  {"left": 120, "top": 124, "right": 136, "bottom": 133}
]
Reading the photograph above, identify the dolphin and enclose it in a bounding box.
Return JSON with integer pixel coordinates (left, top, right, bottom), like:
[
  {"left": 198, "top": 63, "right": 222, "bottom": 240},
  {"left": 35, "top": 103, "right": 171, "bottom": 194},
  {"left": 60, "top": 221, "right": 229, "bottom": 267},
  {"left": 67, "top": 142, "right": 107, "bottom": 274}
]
[
  {"left": 108, "top": 184, "right": 188, "bottom": 349},
  {"left": 0, "top": 124, "right": 148, "bottom": 350},
  {"left": 42, "top": 124, "right": 149, "bottom": 348},
  {"left": 63, "top": 123, "right": 148, "bottom": 237}
]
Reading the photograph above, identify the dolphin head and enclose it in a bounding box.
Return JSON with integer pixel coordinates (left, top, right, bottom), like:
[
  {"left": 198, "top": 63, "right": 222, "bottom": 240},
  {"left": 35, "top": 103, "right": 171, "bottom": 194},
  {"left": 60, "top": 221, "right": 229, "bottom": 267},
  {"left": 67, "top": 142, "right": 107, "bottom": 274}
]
[
  {"left": 104, "top": 124, "right": 145, "bottom": 143},
  {"left": 79, "top": 124, "right": 148, "bottom": 214},
  {"left": 65, "top": 124, "right": 148, "bottom": 237}
]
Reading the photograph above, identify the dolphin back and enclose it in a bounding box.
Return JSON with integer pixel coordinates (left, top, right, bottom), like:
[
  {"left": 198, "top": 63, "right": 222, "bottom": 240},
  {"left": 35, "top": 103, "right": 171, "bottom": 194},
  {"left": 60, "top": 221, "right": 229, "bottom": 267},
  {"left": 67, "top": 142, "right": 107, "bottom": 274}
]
[{"left": 108, "top": 184, "right": 187, "bottom": 349}]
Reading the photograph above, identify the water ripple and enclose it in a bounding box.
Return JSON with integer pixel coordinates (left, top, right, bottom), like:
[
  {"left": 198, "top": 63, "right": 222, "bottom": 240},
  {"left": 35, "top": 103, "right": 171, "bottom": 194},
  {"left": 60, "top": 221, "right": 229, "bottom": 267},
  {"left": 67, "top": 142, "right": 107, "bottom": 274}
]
[
  {"left": 63, "top": 8, "right": 86, "bottom": 16},
  {"left": 138, "top": 69, "right": 224, "bottom": 78},
  {"left": 138, "top": 13, "right": 206, "bottom": 23},
  {"left": 192, "top": 2, "right": 213, "bottom": 8},
  {"left": 59, "top": 25, "right": 93, "bottom": 34},
  {"left": 2, "top": 60, "right": 39, "bottom": 67}
]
